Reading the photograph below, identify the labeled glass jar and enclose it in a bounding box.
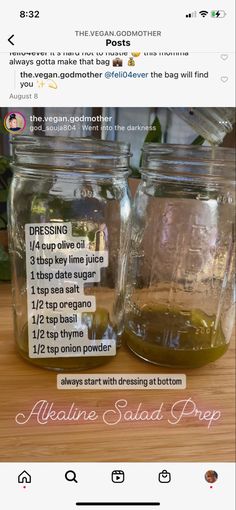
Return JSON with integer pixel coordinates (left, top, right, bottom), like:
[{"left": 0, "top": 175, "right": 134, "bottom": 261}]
[
  {"left": 125, "top": 144, "right": 235, "bottom": 368},
  {"left": 9, "top": 136, "right": 131, "bottom": 371}
]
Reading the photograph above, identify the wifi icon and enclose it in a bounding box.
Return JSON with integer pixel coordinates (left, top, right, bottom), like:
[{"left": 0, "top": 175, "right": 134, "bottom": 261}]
[{"left": 199, "top": 10, "right": 208, "bottom": 17}]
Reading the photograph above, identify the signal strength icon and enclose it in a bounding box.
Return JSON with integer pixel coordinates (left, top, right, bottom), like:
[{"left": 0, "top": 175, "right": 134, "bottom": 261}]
[
  {"left": 186, "top": 11, "right": 197, "bottom": 18},
  {"left": 199, "top": 10, "right": 209, "bottom": 17}
]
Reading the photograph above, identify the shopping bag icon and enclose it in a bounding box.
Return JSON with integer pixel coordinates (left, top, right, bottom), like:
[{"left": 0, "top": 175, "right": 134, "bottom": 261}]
[{"left": 158, "top": 470, "right": 171, "bottom": 483}]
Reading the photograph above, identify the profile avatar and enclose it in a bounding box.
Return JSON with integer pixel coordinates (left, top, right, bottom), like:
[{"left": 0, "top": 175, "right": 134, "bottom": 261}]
[
  {"left": 4, "top": 112, "right": 26, "bottom": 134},
  {"left": 205, "top": 470, "right": 218, "bottom": 484}
]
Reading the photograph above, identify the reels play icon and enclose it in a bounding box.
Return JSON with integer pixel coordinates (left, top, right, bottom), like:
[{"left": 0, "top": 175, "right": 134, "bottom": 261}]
[{"left": 112, "top": 470, "right": 125, "bottom": 483}]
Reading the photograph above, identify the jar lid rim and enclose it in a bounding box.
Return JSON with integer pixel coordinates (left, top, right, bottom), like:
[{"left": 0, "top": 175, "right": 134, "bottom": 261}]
[
  {"left": 142, "top": 143, "right": 235, "bottom": 162},
  {"left": 11, "top": 135, "right": 131, "bottom": 156},
  {"left": 141, "top": 144, "right": 235, "bottom": 181}
]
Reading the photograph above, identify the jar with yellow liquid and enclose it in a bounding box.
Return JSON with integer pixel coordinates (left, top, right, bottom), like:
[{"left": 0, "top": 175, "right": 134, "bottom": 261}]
[
  {"left": 8, "top": 136, "right": 131, "bottom": 370},
  {"left": 125, "top": 144, "right": 235, "bottom": 368}
]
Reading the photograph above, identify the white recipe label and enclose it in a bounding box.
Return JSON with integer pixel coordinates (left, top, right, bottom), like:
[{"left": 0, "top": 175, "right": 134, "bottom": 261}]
[{"left": 25, "top": 223, "right": 116, "bottom": 358}]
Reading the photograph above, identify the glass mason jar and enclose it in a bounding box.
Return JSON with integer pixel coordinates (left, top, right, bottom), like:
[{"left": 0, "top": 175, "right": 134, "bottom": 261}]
[
  {"left": 8, "top": 136, "right": 131, "bottom": 371},
  {"left": 170, "top": 108, "right": 235, "bottom": 145},
  {"left": 125, "top": 144, "right": 235, "bottom": 368}
]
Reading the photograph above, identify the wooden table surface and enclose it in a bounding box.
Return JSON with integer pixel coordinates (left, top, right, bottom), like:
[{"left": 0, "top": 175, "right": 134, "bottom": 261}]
[{"left": 0, "top": 282, "right": 235, "bottom": 462}]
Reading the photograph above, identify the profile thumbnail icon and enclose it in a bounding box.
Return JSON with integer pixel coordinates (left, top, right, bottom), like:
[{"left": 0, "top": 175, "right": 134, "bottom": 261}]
[
  {"left": 205, "top": 470, "right": 218, "bottom": 484},
  {"left": 4, "top": 112, "right": 26, "bottom": 134}
]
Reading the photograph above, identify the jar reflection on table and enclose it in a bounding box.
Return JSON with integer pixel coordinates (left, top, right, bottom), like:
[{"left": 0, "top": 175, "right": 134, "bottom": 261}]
[
  {"left": 125, "top": 144, "right": 235, "bottom": 368},
  {"left": 8, "top": 136, "right": 131, "bottom": 371}
]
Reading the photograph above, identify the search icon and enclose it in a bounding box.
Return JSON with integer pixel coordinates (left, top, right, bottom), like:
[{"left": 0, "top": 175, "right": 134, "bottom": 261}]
[{"left": 65, "top": 470, "right": 78, "bottom": 483}]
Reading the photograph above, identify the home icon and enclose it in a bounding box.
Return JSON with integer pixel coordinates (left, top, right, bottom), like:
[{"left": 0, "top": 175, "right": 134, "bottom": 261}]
[{"left": 18, "top": 471, "right": 31, "bottom": 484}]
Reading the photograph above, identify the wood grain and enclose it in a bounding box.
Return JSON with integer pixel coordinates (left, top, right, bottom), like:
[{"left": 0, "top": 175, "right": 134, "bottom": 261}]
[{"left": 0, "top": 282, "right": 235, "bottom": 462}]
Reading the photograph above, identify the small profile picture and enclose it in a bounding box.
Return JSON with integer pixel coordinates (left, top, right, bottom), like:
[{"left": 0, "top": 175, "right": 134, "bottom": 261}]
[
  {"left": 4, "top": 112, "right": 26, "bottom": 134},
  {"left": 205, "top": 470, "right": 218, "bottom": 484},
  {"left": 113, "top": 57, "right": 123, "bottom": 67}
]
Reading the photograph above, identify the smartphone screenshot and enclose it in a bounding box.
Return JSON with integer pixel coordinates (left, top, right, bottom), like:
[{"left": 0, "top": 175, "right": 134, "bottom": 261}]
[{"left": 0, "top": 1, "right": 235, "bottom": 508}]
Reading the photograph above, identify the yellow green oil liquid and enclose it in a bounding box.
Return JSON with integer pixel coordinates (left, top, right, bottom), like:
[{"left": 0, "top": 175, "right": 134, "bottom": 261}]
[
  {"left": 125, "top": 305, "right": 228, "bottom": 368},
  {"left": 18, "top": 308, "right": 116, "bottom": 371}
]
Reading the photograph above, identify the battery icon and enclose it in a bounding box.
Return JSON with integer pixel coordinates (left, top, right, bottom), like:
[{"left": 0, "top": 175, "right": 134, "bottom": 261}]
[{"left": 211, "top": 10, "right": 227, "bottom": 18}]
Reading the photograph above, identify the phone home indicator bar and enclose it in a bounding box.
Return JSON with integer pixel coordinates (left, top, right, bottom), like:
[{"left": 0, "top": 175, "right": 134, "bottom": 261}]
[{"left": 76, "top": 504, "right": 160, "bottom": 507}]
